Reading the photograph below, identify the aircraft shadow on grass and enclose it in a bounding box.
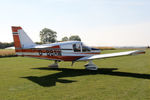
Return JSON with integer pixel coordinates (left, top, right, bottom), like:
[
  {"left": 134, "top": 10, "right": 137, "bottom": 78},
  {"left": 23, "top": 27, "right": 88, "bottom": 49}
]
[{"left": 22, "top": 67, "right": 150, "bottom": 87}]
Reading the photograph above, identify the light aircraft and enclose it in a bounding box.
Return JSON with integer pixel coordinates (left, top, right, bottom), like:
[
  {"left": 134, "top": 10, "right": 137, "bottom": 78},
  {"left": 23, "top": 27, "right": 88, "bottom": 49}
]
[{"left": 11, "top": 26, "right": 145, "bottom": 70}]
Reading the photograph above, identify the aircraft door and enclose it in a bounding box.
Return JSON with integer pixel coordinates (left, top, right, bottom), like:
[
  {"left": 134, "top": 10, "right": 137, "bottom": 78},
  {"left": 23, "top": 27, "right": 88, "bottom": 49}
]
[{"left": 73, "top": 43, "right": 81, "bottom": 52}]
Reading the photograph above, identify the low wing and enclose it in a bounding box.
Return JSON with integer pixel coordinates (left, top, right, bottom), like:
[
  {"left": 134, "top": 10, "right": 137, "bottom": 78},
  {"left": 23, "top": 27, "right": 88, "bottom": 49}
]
[{"left": 78, "top": 50, "right": 145, "bottom": 61}]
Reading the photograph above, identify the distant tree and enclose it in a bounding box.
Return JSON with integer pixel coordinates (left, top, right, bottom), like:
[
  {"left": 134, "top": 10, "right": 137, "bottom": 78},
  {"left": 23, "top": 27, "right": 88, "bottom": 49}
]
[
  {"left": 40, "top": 28, "right": 57, "bottom": 43},
  {"left": 0, "top": 42, "right": 14, "bottom": 49},
  {"left": 35, "top": 42, "right": 42, "bottom": 44},
  {"left": 62, "top": 36, "right": 69, "bottom": 41},
  {"left": 69, "top": 35, "right": 81, "bottom": 41}
]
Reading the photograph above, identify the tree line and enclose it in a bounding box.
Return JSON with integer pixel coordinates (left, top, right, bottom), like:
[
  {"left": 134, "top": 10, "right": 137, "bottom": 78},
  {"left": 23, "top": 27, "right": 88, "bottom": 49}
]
[
  {"left": 0, "top": 42, "right": 14, "bottom": 49},
  {"left": 40, "top": 28, "right": 81, "bottom": 43}
]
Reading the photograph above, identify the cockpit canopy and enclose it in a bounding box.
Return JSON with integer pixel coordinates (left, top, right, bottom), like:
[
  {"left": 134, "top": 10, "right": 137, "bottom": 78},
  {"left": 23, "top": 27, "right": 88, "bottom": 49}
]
[{"left": 72, "top": 42, "right": 99, "bottom": 52}]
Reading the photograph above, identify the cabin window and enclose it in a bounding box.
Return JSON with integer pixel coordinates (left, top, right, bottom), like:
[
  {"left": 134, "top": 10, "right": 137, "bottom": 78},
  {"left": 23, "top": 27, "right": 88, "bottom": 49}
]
[{"left": 73, "top": 44, "right": 81, "bottom": 52}]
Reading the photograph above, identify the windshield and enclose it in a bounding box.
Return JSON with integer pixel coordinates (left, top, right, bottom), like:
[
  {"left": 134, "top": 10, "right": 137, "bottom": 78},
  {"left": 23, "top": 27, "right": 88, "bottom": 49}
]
[{"left": 81, "top": 43, "right": 91, "bottom": 52}]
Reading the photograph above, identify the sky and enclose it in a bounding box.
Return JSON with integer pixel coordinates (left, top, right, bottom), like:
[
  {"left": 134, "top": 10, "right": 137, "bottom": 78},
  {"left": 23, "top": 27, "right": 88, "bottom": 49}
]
[{"left": 0, "top": 0, "right": 150, "bottom": 46}]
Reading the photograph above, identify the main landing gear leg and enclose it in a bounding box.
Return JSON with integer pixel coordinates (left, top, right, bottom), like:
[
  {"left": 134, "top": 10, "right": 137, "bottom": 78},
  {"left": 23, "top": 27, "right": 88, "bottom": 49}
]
[
  {"left": 84, "top": 60, "right": 98, "bottom": 70},
  {"left": 48, "top": 60, "right": 59, "bottom": 68}
]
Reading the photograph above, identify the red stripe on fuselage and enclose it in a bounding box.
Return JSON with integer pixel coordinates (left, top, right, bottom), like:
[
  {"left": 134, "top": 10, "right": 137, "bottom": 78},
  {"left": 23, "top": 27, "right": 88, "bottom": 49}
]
[
  {"left": 49, "top": 45, "right": 60, "bottom": 48},
  {"left": 23, "top": 55, "right": 83, "bottom": 61},
  {"left": 15, "top": 49, "right": 99, "bottom": 54},
  {"left": 16, "top": 49, "right": 39, "bottom": 52},
  {"left": 15, "top": 45, "right": 60, "bottom": 53},
  {"left": 16, "top": 49, "right": 61, "bottom": 53}
]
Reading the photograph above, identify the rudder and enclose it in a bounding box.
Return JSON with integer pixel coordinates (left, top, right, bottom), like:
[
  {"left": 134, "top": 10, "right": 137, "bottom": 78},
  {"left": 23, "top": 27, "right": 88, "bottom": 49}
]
[
  {"left": 12, "top": 26, "right": 22, "bottom": 49},
  {"left": 11, "top": 26, "right": 36, "bottom": 50}
]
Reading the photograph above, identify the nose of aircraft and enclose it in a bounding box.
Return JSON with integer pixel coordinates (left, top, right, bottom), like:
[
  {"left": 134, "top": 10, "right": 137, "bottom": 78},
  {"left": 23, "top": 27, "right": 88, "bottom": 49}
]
[{"left": 91, "top": 47, "right": 101, "bottom": 54}]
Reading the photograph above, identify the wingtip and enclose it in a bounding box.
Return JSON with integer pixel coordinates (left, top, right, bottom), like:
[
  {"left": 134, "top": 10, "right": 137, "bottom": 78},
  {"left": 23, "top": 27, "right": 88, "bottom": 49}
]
[{"left": 132, "top": 50, "right": 145, "bottom": 55}]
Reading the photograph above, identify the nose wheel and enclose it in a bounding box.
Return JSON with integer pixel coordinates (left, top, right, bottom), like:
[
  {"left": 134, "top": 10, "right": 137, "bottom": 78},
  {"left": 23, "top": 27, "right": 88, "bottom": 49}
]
[{"left": 84, "top": 60, "right": 98, "bottom": 70}]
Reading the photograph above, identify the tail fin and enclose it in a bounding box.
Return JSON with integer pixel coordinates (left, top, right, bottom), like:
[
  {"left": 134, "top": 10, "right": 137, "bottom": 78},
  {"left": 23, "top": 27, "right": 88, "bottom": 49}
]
[{"left": 11, "top": 26, "right": 36, "bottom": 49}]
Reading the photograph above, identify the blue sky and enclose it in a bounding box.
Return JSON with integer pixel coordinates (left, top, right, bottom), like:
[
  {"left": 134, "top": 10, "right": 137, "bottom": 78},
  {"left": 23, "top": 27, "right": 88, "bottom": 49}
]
[{"left": 0, "top": 0, "right": 150, "bottom": 46}]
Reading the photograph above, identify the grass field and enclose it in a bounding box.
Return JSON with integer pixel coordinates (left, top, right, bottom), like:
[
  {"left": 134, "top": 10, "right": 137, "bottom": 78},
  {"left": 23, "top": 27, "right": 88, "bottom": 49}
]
[{"left": 0, "top": 49, "right": 149, "bottom": 100}]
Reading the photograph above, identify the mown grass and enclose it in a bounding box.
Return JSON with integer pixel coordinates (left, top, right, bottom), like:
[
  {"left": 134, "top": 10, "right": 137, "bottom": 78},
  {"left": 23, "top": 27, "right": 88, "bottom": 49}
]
[{"left": 0, "top": 49, "right": 149, "bottom": 100}]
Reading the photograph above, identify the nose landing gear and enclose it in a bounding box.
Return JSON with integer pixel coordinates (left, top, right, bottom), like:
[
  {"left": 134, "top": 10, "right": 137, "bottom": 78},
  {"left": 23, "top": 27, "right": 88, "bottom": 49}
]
[{"left": 84, "top": 60, "right": 98, "bottom": 70}]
